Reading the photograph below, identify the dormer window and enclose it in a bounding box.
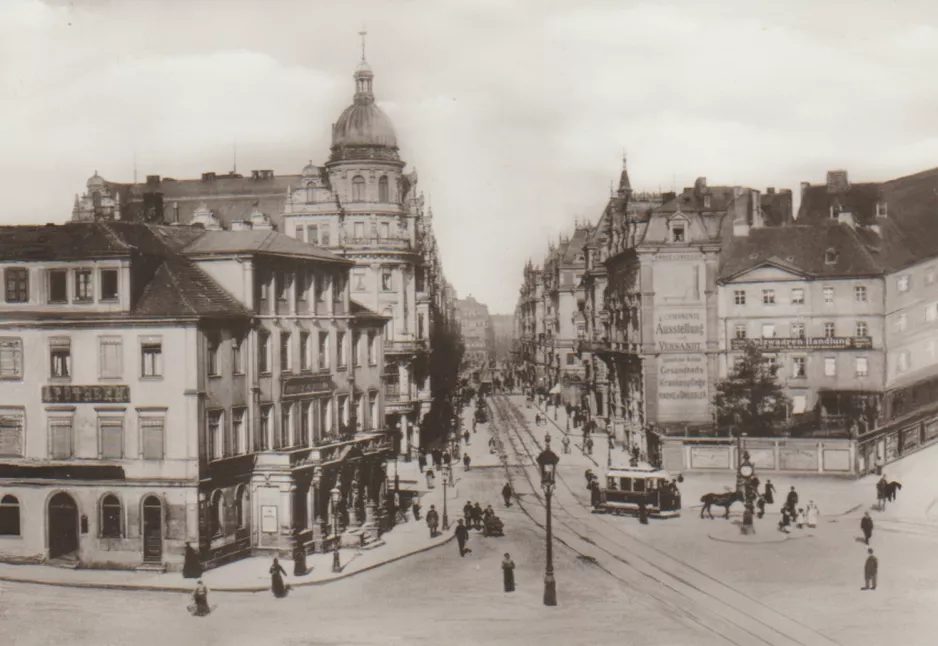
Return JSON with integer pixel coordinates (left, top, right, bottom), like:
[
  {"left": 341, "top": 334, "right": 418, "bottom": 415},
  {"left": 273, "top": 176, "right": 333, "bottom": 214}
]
[
  {"left": 876, "top": 201, "right": 888, "bottom": 218},
  {"left": 825, "top": 248, "right": 838, "bottom": 265},
  {"left": 671, "top": 224, "right": 685, "bottom": 243},
  {"left": 703, "top": 196, "right": 712, "bottom": 208}
]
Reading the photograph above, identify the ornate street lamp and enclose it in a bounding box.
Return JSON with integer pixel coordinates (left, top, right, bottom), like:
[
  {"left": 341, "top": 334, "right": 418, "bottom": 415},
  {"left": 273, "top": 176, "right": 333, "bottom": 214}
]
[
  {"left": 536, "top": 439, "right": 560, "bottom": 607},
  {"left": 330, "top": 485, "right": 341, "bottom": 573},
  {"left": 441, "top": 466, "right": 451, "bottom": 531}
]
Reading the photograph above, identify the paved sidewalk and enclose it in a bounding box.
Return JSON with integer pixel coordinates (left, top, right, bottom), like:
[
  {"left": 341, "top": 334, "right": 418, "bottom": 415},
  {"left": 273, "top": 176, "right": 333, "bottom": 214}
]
[{"left": 0, "top": 430, "right": 509, "bottom": 594}]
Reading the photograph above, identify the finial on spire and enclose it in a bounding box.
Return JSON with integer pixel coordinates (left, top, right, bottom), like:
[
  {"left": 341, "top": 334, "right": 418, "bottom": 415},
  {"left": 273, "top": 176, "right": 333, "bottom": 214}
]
[
  {"left": 622, "top": 149, "right": 628, "bottom": 169},
  {"left": 359, "top": 28, "right": 367, "bottom": 61}
]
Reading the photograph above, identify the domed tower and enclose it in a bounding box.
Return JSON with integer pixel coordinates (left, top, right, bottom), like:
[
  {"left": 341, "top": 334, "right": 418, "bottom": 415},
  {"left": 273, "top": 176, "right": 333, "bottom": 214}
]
[{"left": 329, "top": 59, "right": 400, "bottom": 164}]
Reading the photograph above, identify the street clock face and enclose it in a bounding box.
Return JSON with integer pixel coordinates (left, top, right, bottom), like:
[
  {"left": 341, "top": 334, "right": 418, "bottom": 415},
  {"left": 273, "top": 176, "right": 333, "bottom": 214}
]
[{"left": 740, "top": 464, "right": 754, "bottom": 477}]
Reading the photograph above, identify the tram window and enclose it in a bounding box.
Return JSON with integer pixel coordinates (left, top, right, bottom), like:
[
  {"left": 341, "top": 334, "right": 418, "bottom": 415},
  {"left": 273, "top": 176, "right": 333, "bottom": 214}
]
[
  {"left": 606, "top": 477, "right": 618, "bottom": 490},
  {"left": 633, "top": 479, "right": 646, "bottom": 493},
  {"left": 647, "top": 479, "right": 659, "bottom": 490},
  {"left": 620, "top": 478, "right": 632, "bottom": 492}
]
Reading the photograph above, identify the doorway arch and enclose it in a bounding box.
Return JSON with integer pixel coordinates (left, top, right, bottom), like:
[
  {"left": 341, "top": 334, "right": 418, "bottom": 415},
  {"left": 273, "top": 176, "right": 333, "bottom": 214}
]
[
  {"left": 142, "top": 496, "right": 163, "bottom": 562},
  {"left": 48, "top": 492, "right": 79, "bottom": 559}
]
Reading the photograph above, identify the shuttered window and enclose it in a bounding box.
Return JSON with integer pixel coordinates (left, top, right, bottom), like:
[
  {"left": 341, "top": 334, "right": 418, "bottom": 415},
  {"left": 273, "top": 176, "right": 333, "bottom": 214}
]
[
  {"left": 49, "top": 416, "right": 73, "bottom": 459},
  {"left": 0, "top": 338, "right": 23, "bottom": 379},
  {"left": 99, "top": 337, "right": 123, "bottom": 379},
  {"left": 99, "top": 415, "right": 123, "bottom": 459},
  {"left": 0, "top": 408, "right": 25, "bottom": 457},
  {"left": 140, "top": 416, "right": 164, "bottom": 460}
]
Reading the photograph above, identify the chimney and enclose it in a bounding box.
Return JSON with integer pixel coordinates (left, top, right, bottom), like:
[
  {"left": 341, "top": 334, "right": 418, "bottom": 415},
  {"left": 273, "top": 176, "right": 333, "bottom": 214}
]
[
  {"left": 826, "top": 170, "right": 849, "bottom": 194},
  {"left": 694, "top": 177, "right": 707, "bottom": 195},
  {"left": 751, "top": 190, "right": 764, "bottom": 229},
  {"left": 800, "top": 181, "right": 810, "bottom": 201},
  {"left": 251, "top": 170, "right": 260, "bottom": 180},
  {"left": 201, "top": 172, "right": 216, "bottom": 183},
  {"left": 766, "top": 187, "right": 776, "bottom": 194},
  {"left": 146, "top": 175, "right": 160, "bottom": 186}
]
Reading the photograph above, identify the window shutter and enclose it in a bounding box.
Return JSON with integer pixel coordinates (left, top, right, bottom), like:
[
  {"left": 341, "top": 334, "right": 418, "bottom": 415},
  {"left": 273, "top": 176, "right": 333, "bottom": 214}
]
[
  {"left": 0, "top": 409, "right": 24, "bottom": 456},
  {"left": 0, "top": 340, "right": 22, "bottom": 377},
  {"left": 50, "top": 420, "right": 72, "bottom": 459},
  {"left": 141, "top": 418, "right": 164, "bottom": 459},
  {"left": 100, "top": 421, "right": 123, "bottom": 458}
]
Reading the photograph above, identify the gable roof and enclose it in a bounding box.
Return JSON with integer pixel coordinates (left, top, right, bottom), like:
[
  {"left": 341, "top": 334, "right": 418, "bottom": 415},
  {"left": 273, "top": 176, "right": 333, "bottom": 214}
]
[{"left": 181, "top": 229, "right": 353, "bottom": 264}]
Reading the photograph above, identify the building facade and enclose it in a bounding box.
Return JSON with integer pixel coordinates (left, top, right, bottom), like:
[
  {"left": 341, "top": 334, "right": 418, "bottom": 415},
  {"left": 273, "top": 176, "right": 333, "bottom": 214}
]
[
  {"left": 0, "top": 222, "right": 392, "bottom": 570},
  {"left": 454, "top": 296, "right": 494, "bottom": 367},
  {"left": 70, "top": 51, "right": 460, "bottom": 458}
]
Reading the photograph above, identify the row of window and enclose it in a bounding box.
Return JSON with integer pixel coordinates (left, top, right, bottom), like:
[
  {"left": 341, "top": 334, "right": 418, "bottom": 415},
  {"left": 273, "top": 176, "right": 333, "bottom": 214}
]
[
  {"left": 253, "top": 330, "right": 378, "bottom": 375},
  {"left": 0, "top": 408, "right": 165, "bottom": 460},
  {"left": 259, "top": 271, "right": 346, "bottom": 306},
  {"left": 733, "top": 321, "right": 870, "bottom": 339},
  {"left": 4, "top": 266, "right": 119, "bottom": 304},
  {"left": 733, "top": 355, "right": 869, "bottom": 379},
  {"left": 0, "top": 336, "right": 162, "bottom": 381},
  {"left": 0, "top": 493, "right": 168, "bottom": 540},
  {"left": 733, "top": 285, "right": 869, "bottom": 307}
]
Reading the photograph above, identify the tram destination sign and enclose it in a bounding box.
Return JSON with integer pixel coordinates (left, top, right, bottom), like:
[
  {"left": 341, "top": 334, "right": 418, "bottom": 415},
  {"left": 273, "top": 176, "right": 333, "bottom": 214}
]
[
  {"left": 730, "top": 337, "right": 873, "bottom": 351},
  {"left": 42, "top": 385, "right": 130, "bottom": 404}
]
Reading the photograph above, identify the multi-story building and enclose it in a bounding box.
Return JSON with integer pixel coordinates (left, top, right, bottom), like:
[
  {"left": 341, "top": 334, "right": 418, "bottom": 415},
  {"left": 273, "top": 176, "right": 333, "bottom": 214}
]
[
  {"left": 69, "top": 49, "right": 459, "bottom": 458},
  {"left": 0, "top": 221, "right": 390, "bottom": 570},
  {"left": 516, "top": 262, "right": 546, "bottom": 387},
  {"left": 490, "top": 314, "right": 515, "bottom": 363},
  {"left": 455, "top": 296, "right": 493, "bottom": 367}
]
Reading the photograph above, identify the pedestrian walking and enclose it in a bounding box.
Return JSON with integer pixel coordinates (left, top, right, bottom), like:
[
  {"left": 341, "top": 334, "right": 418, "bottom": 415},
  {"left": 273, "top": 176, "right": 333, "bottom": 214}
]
[
  {"left": 455, "top": 519, "right": 471, "bottom": 556},
  {"left": 432, "top": 449, "right": 442, "bottom": 468},
  {"left": 418, "top": 451, "right": 427, "bottom": 473},
  {"left": 585, "top": 437, "right": 594, "bottom": 456},
  {"left": 269, "top": 557, "right": 288, "bottom": 598},
  {"left": 183, "top": 541, "right": 202, "bottom": 579},
  {"left": 464, "top": 501, "right": 473, "bottom": 525},
  {"left": 502, "top": 481, "right": 513, "bottom": 507},
  {"left": 292, "top": 529, "right": 307, "bottom": 576},
  {"left": 585, "top": 468, "right": 595, "bottom": 488},
  {"left": 876, "top": 474, "right": 887, "bottom": 510},
  {"left": 426, "top": 467, "right": 435, "bottom": 489},
  {"left": 426, "top": 504, "right": 440, "bottom": 538},
  {"left": 472, "top": 502, "right": 484, "bottom": 530},
  {"left": 412, "top": 499, "right": 422, "bottom": 521},
  {"left": 502, "top": 553, "right": 516, "bottom": 592},
  {"left": 806, "top": 501, "right": 819, "bottom": 528},
  {"left": 562, "top": 436, "right": 571, "bottom": 454},
  {"left": 589, "top": 478, "right": 602, "bottom": 508},
  {"left": 463, "top": 430, "right": 471, "bottom": 446},
  {"left": 463, "top": 453, "right": 472, "bottom": 470},
  {"left": 786, "top": 486, "right": 799, "bottom": 514},
  {"left": 778, "top": 507, "right": 791, "bottom": 533},
  {"left": 756, "top": 495, "right": 766, "bottom": 519},
  {"left": 535, "top": 413, "right": 543, "bottom": 426},
  {"left": 861, "top": 511, "right": 874, "bottom": 545},
  {"left": 638, "top": 501, "right": 649, "bottom": 525},
  {"left": 862, "top": 548, "right": 878, "bottom": 590},
  {"left": 764, "top": 479, "right": 776, "bottom": 505}
]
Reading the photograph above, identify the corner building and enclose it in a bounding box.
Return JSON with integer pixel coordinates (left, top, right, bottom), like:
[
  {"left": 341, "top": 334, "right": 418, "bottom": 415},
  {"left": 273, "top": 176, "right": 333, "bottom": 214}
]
[{"left": 0, "top": 222, "right": 390, "bottom": 570}]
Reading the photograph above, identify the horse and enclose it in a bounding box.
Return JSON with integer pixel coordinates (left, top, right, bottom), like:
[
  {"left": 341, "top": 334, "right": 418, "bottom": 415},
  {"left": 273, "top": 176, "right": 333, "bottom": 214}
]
[
  {"left": 885, "top": 481, "right": 902, "bottom": 502},
  {"left": 700, "top": 491, "right": 743, "bottom": 519}
]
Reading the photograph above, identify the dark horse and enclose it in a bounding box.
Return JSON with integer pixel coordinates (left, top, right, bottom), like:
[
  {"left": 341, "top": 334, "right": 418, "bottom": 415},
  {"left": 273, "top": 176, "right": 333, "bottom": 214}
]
[
  {"left": 700, "top": 491, "right": 743, "bottom": 519},
  {"left": 885, "top": 481, "right": 902, "bottom": 502}
]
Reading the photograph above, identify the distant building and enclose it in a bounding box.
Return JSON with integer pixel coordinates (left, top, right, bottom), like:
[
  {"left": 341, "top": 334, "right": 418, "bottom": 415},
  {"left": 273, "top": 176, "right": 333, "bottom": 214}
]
[
  {"left": 490, "top": 314, "right": 514, "bottom": 363},
  {"left": 455, "top": 296, "right": 493, "bottom": 367},
  {"left": 0, "top": 221, "right": 389, "bottom": 570}
]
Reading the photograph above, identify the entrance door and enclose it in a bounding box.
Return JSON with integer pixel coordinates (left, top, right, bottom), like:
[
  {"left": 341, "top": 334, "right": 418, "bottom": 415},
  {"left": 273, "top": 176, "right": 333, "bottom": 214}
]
[
  {"left": 142, "top": 496, "right": 163, "bottom": 562},
  {"left": 48, "top": 492, "right": 79, "bottom": 559}
]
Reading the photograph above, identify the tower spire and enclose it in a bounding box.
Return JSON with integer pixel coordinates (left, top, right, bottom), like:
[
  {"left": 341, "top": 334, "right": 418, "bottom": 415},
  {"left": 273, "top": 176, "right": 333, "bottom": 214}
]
[
  {"left": 359, "top": 28, "right": 367, "bottom": 62},
  {"left": 353, "top": 29, "right": 375, "bottom": 104}
]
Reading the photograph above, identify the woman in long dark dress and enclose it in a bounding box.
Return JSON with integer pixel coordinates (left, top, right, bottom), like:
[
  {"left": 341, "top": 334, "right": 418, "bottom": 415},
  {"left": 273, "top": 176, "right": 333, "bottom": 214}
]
[
  {"left": 270, "top": 557, "right": 288, "bottom": 598},
  {"left": 183, "top": 542, "right": 202, "bottom": 579},
  {"left": 502, "top": 553, "right": 515, "bottom": 592}
]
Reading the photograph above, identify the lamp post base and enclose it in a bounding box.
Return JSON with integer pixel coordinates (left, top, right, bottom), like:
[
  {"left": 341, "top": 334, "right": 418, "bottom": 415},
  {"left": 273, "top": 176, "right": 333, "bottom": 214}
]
[
  {"left": 332, "top": 549, "right": 342, "bottom": 573},
  {"left": 543, "top": 571, "right": 557, "bottom": 606}
]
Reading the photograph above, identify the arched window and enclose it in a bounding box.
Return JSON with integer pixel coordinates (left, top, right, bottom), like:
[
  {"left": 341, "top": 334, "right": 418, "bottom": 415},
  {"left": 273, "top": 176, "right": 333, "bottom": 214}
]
[
  {"left": 210, "top": 490, "right": 224, "bottom": 536},
  {"left": 351, "top": 176, "right": 365, "bottom": 202},
  {"left": 101, "top": 494, "right": 122, "bottom": 538},
  {"left": 378, "top": 176, "right": 389, "bottom": 202},
  {"left": 0, "top": 495, "right": 20, "bottom": 536},
  {"left": 236, "top": 486, "right": 248, "bottom": 528}
]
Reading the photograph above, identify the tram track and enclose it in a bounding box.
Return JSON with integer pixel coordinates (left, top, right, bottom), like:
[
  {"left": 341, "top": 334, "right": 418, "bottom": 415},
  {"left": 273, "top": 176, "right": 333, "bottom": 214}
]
[{"left": 487, "top": 394, "right": 841, "bottom": 646}]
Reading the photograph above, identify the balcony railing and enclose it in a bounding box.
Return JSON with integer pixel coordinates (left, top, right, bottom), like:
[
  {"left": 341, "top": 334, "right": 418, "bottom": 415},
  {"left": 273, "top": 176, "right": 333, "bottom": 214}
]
[{"left": 342, "top": 237, "right": 411, "bottom": 250}]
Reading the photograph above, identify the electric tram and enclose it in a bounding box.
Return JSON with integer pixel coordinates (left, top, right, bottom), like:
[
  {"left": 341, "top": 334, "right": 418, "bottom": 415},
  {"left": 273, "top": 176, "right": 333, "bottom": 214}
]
[{"left": 596, "top": 464, "right": 682, "bottom": 518}]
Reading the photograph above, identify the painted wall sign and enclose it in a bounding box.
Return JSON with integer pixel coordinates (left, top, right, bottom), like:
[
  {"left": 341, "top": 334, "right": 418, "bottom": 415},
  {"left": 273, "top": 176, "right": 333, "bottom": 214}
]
[
  {"left": 261, "top": 505, "right": 278, "bottom": 533},
  {"left": 730, "top": 337, "right": 873, "bottom": 351},
  {"left": 282, "top": 374, "right": 334, "bottom": 397},
  {"left": 657, "top": 354, "right": 710, "bottom": 422},
  {"left": 42, "top": 385, "right": 130, "bottom": 404}
]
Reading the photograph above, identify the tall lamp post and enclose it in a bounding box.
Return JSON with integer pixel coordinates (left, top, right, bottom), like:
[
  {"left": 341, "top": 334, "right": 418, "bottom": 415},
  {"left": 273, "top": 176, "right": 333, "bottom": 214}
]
[
  {"left": 441, "top": 466, "right": 451, "bottom": 531},
  {"left": 330, "top": 485, "right": 341, "bottom": 573},
  {"left": 537, "top": 439, "right": 560, "bottom": 607}
]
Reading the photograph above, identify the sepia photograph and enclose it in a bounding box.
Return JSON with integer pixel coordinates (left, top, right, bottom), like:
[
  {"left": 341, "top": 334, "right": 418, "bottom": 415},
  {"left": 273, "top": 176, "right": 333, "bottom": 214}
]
[{"left": 1, "top": 1, "right": 938, "bottom": 644}]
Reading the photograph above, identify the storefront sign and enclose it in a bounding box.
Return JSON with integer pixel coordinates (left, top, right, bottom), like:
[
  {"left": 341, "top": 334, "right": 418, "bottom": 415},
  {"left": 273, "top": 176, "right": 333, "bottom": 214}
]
[
  {"left": 41, "top": 385, "right": 130, "bottom": 404},
  {"left": 657, "top": 354, "right": 710, "bottom": 422},
  {"left": 730, "top": 337, "right": 873, "bottom": 351},
  {"left": 282, "top": 374, "right": 333, "bottom": 397},
  {"left": 654, "top": 310, "right": 706, "bottom": 352},
  {"left": 261, "top": 505, "right": 278, "bottom": 533}
]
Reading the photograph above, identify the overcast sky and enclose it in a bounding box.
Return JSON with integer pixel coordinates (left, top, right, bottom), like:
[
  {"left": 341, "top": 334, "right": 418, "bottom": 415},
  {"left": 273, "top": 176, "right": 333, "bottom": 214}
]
[{"left": 3, "top": 0, "right": 938, "bottom": 313}]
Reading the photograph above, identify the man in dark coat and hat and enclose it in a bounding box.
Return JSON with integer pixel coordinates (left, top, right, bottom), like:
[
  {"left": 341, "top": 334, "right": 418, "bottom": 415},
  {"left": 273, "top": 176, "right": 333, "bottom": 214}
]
[
  {"left": 183, "top": 542, "right": 202, "bottom": 579},
  {"left": 472, "top": 502, "right": 484, "bottom": 530},
  {"left": 861, "top": 511, "right": 874, "bottom": 545},
  {"left": 455, "top": 519, "right": 471, "bottom": 556},
  {"left": 863, "top": 548, "right": 878, "bottom": 590},
  {"left": 502, "top": 482, "right": 513, "bottom": 507}
]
